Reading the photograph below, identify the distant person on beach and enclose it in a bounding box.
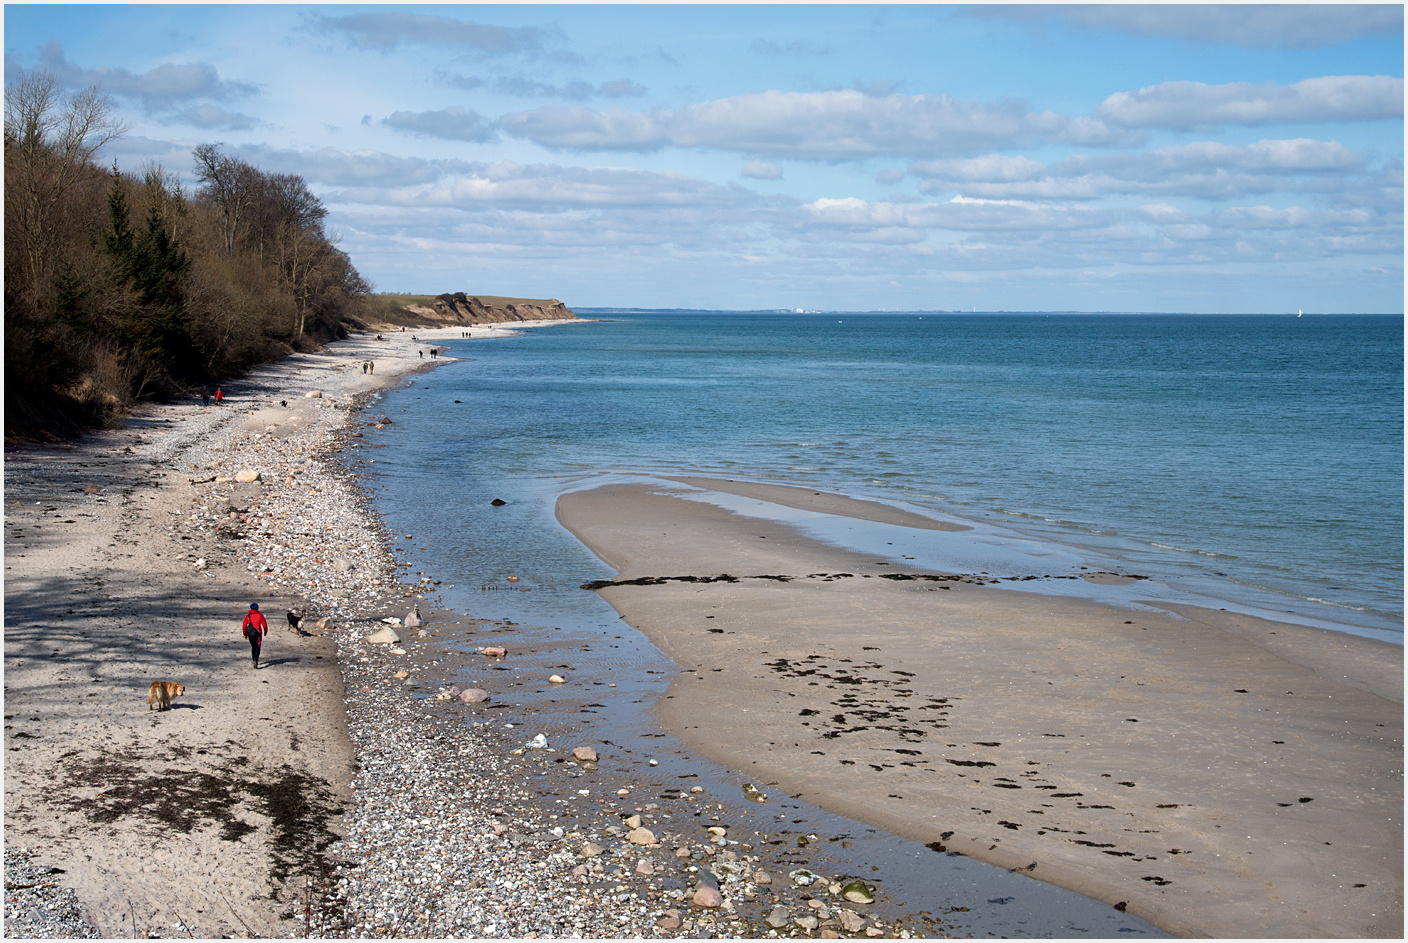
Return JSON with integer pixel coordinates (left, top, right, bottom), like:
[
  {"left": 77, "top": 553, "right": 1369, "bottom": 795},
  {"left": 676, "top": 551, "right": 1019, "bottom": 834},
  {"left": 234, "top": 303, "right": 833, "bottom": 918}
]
[
  {"left": 201, "top": 387, "right": 210, "bottom": 406},
  {"left": 362, "top": 362, "right": 367, "bottom": 374},
  {"left": 242, "top": 602, "right": 268, "bottom": 669},
  {"left": 214, "top": 389, "right": 224, "bottom": 406},
  {"left": 418, "top": 349, "right": 423, "bottom": 358},
  {"left": 369, "top": 361, "right": 375, "bottom": 374}
]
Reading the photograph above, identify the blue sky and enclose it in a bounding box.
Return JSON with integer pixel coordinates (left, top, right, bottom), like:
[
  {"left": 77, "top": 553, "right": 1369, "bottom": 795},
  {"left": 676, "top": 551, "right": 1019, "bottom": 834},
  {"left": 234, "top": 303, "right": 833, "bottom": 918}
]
[{"left": 5, "top": 4, "right": 1403, "bottom": 312}]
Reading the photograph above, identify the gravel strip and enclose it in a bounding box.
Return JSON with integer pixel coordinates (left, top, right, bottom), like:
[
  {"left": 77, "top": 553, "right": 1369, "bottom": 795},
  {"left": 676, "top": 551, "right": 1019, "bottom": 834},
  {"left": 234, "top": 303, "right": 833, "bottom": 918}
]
[{"left": 4, "top": 847, "right": 99, "bottom": 939}]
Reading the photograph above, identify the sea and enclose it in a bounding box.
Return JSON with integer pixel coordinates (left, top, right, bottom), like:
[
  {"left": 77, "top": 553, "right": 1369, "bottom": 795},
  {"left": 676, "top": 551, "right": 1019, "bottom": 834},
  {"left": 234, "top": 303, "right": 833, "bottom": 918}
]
[
  {"left": 354, "top": 311, "right": 1400, "bottom": 936},
  {"left": 363, "top": 311, "right": 1402, "bottom": 645}
]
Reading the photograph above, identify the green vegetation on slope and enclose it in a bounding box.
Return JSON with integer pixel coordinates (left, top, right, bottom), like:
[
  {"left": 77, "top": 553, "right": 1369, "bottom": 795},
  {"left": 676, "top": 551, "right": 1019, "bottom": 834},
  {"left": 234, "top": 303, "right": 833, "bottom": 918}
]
[{"left": 4, "top": 71, "right": 375, "bottom": 440}]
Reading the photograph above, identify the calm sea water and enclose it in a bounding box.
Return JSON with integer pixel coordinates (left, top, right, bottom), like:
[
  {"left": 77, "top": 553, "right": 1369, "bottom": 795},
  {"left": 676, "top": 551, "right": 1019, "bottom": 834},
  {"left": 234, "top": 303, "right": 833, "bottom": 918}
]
[{"left": 364, "top": 312, "right": 1402, "bottom": 642}]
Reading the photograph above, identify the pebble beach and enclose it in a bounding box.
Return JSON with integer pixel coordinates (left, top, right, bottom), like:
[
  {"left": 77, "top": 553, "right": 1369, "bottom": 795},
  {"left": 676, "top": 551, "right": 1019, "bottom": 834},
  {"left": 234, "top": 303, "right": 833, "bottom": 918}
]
[{"left": 5, "top": 325, "right": 958, "bottom": 939}]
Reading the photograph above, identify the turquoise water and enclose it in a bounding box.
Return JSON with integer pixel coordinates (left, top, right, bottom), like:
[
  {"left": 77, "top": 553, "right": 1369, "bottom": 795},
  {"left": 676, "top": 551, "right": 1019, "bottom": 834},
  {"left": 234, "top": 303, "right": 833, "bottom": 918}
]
[{"left": 364, "top": 312, "right": 1402, "bottom": 641}]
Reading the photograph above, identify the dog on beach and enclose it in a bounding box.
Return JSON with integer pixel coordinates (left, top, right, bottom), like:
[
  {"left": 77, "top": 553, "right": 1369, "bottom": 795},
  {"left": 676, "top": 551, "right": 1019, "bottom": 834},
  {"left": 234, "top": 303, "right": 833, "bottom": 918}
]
[
  {"left": 146, "top": 681, "right": 185, "bottom": 711},
  {"left": 286, "top": 609, "right": 303, "bottom": 634}
]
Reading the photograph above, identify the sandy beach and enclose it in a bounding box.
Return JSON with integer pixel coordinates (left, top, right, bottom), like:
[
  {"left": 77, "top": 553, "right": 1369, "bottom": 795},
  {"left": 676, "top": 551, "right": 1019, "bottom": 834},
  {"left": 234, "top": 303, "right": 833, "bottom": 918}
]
[
  {"left": 7, "top": 318, "right": 1399, "bottom": 939},
  {"left": 9, "top": 320, "right": 1008, "bottom": 940},
  {"left": 556, "top": 478, "right": 1404, "bottom": 938}
]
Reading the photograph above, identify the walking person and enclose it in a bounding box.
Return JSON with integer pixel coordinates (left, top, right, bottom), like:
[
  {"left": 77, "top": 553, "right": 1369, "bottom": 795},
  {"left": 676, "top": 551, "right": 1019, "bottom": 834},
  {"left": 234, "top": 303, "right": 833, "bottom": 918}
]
[
  {"left": 201, "top": 386, "right": 210, "bottom": 406},
  {"left": 369, "top": 361, "right": 375, "bottom": 374},
  {"left": 242, "top": 602, "right": 269, "bottom": 669},
  {"left": 214, "top": 388, "right": 224, "bottom": 406}
]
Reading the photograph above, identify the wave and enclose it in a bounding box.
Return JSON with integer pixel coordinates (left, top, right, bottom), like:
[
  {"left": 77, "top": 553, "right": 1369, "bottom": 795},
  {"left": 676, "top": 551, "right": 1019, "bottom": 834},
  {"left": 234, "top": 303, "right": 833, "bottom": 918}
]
[{"left": 1148, "top": 542, "right": 1238, "bottom": 560}]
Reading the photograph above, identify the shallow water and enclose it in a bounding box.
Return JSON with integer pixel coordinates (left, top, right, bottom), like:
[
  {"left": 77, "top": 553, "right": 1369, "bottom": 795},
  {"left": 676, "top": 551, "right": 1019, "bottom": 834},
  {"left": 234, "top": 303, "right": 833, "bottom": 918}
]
[
  {"left": 355, "top": 311, "right": 1399, "bottom": 935},
  {"left": 366, "top": 311, "right": 1402, "bottom": 641}
]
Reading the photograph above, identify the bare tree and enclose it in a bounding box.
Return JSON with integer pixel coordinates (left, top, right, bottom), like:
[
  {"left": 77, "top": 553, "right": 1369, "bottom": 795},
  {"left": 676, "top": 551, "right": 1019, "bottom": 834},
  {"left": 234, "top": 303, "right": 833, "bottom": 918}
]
[
  {"left": 4, "top": 69, "right": 126, "bottom": 304},
  {"left": 192, "top": 142, "right": 261, "bottom": 256}
]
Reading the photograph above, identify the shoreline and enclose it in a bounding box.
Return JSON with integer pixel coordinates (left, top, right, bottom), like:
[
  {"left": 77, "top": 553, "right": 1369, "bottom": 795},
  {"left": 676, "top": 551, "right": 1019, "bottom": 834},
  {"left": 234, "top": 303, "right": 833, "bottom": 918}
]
[
  {"left": 8, "top": 320, "right": 1008, "bottom": 940},
  {"left": 555, "top": 477, "right": 1404, "bottom": 938}
]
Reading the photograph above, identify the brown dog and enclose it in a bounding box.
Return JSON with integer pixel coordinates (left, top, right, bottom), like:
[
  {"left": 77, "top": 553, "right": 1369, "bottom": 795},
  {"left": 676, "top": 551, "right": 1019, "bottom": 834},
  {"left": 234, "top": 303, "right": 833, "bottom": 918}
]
[{"left": 146, "top": 681, "right": 185, "bottom": 711}]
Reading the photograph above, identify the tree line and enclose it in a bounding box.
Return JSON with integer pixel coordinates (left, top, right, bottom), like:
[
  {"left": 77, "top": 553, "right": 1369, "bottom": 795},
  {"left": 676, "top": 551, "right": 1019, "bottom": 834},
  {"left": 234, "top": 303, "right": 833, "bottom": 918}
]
[{"left": 5, "top": 71, "right": 374, "bottom": 439}]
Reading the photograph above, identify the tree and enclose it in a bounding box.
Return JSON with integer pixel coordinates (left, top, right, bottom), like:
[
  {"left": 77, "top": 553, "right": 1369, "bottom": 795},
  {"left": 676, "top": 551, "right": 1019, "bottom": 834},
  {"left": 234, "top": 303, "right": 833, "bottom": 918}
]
[
  {"left": 4, "top": 70, "right": 126, "bottom": 308},
  {"left": 192, "top": 142, "right": 260, "bottom": 256}
]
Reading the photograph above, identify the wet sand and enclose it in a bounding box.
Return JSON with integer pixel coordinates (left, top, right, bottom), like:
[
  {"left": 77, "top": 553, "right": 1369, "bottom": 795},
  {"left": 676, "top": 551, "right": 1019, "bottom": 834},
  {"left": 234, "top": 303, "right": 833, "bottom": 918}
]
[{"left": 556, "top": 478, "right": 1404, "bottom": 938}]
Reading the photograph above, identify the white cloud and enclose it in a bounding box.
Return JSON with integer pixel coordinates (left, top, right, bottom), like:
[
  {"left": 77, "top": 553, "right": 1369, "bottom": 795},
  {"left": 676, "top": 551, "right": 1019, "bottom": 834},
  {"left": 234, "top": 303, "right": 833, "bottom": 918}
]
[
  {"left": 497, "top": 106, "right": 670, "bottom": 151},
  {"left": 316, "top": 12, "right": 552, "bottom": 54},
  {"left": 974, "top": 5, "right": 1404, "bottom": 50},
  {"left": 499, "top": 89, "right": 1139, "bottom": 158},
  {"left": 742, "top": 160, "right": 782, "bottom": 180},
  {"left": 225, "top": 145, "right": 479, "bottom": 187},
  {"left": 167, "top": 104, "right": 258, "bottom": 131},
  {"left": 22, "top": 41, "right": 256, "bottom": 109},
  {"left": 913, "top": 139, "right": 1372, "bottom": 202},
  {"left": 1098, "top": 75, "right": 1404, "bottom": 129},
  {"left": 383, "top": 106, "right": 496, "bottom": 143},
  {"left": 336, "top": 161, "right": 752, "bottom": 210}
]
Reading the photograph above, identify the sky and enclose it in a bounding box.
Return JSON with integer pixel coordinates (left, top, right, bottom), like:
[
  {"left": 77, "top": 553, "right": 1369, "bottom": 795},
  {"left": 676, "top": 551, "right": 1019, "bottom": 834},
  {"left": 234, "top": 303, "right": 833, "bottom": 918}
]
[{"left": 4, "top": 4, "right": 1403, "bottom": 313}]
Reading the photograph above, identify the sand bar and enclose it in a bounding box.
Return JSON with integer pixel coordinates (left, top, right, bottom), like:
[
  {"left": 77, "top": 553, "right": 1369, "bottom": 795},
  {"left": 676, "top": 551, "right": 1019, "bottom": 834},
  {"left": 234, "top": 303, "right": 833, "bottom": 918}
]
[{"left": 556, "top": 478, "right": 1404, "bottom": 938}]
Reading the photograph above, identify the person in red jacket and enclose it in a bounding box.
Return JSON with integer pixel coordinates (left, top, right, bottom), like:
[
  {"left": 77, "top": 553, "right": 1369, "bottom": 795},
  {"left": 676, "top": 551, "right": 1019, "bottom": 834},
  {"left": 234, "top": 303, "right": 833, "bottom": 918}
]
[{"left": 242, "top": 602, "right": 268, "bottom": 669}]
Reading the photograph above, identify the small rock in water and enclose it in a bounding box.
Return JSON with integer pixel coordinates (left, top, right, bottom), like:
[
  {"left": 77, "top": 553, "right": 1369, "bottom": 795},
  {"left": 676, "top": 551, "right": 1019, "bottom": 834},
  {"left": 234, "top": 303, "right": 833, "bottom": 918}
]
[
  {"left": 572, "top": 746, "right": 599, "bottom": 763},
  {"left": 693, "top": 886, "right": 723, "bottom": 909},
  {"left": 624, "top": 814, "right": 641, "bottom": 829},
  {"left": 765, "top": 906, "right": 790, "bottom": 929},
  {"left": 581, "top": 843, "right": 605, "bottom": 858},
  {"left": 491, "top": 498, "right": 507, "bottom": 506},
  {"left": 841, "top": 881, "right": 876, "bottom": 904},
  {"left": 636, "top": 860, "right": 654, "bottom": 876},
  {"left": 753, "top": 870, "right": 772, "bottom": 885},
  {"left": 626, "top": 827, "right": 656, "bottom": 846},
  {"left": 795, "top": 915, "right": 820, "bottom": 930},
  {"left": 479, "top": 646, "right": 507, "bottom": 658},
  {"left": 548, "top": 674, "right": 566, "bottom": 684},
  {"left": 458, "top": 688, "right": 490, "bottom": 704}
]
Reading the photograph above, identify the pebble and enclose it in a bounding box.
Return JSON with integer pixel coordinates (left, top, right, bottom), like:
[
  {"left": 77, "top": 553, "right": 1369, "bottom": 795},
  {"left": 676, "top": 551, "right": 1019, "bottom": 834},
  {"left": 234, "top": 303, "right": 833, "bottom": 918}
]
[
  {"left": 3, "top": 847, "right": 97, "bottom": 939},
  {"left": 80, "top": 348, "right": 927, "bottom": 940}
]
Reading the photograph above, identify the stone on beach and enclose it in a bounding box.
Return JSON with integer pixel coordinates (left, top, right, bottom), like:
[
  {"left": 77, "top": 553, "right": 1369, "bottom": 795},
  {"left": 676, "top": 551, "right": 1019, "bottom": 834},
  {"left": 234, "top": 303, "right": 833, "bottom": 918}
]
[
  {"left": 838, "top": 910, "right": 868, "bottom": 933},
  {"left": 572, "top": 746, "right": 598, "bottom": 763},
  {"left": 458, "top": 688, "right": 490, "bottom": 704},
  {"left": 234, "top": 469, "right": 261, "bottom": 483},
  {"left": 365, "top": 626, "right": 400, "bottom": 644},
  {"left": 626, "top": 826, "right": 657, "bottom": 846},
  {"left": 623, "top": 814, "right": 641, "bottom": 829},
  {"left": 548, "top": 674, "right": 566, "bottom": 684},
  {"left": 304, "top": 390, "right": 322, "bottom": 398},
  {"left": 692, "top": 886, "right": 723, "bottom": 909},
  {"left": 478, "top": 646, "right": 507, "bottom": 658},
  {"left": 841, "top": 880, "right": 875, "bottom": 903}
]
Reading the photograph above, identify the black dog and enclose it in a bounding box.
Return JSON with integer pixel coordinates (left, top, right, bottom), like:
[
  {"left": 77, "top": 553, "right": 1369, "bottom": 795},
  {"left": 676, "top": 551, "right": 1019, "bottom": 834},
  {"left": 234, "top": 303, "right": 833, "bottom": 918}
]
[{"left": 286, "top": 609, "right": 303, "bottom": 634}]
